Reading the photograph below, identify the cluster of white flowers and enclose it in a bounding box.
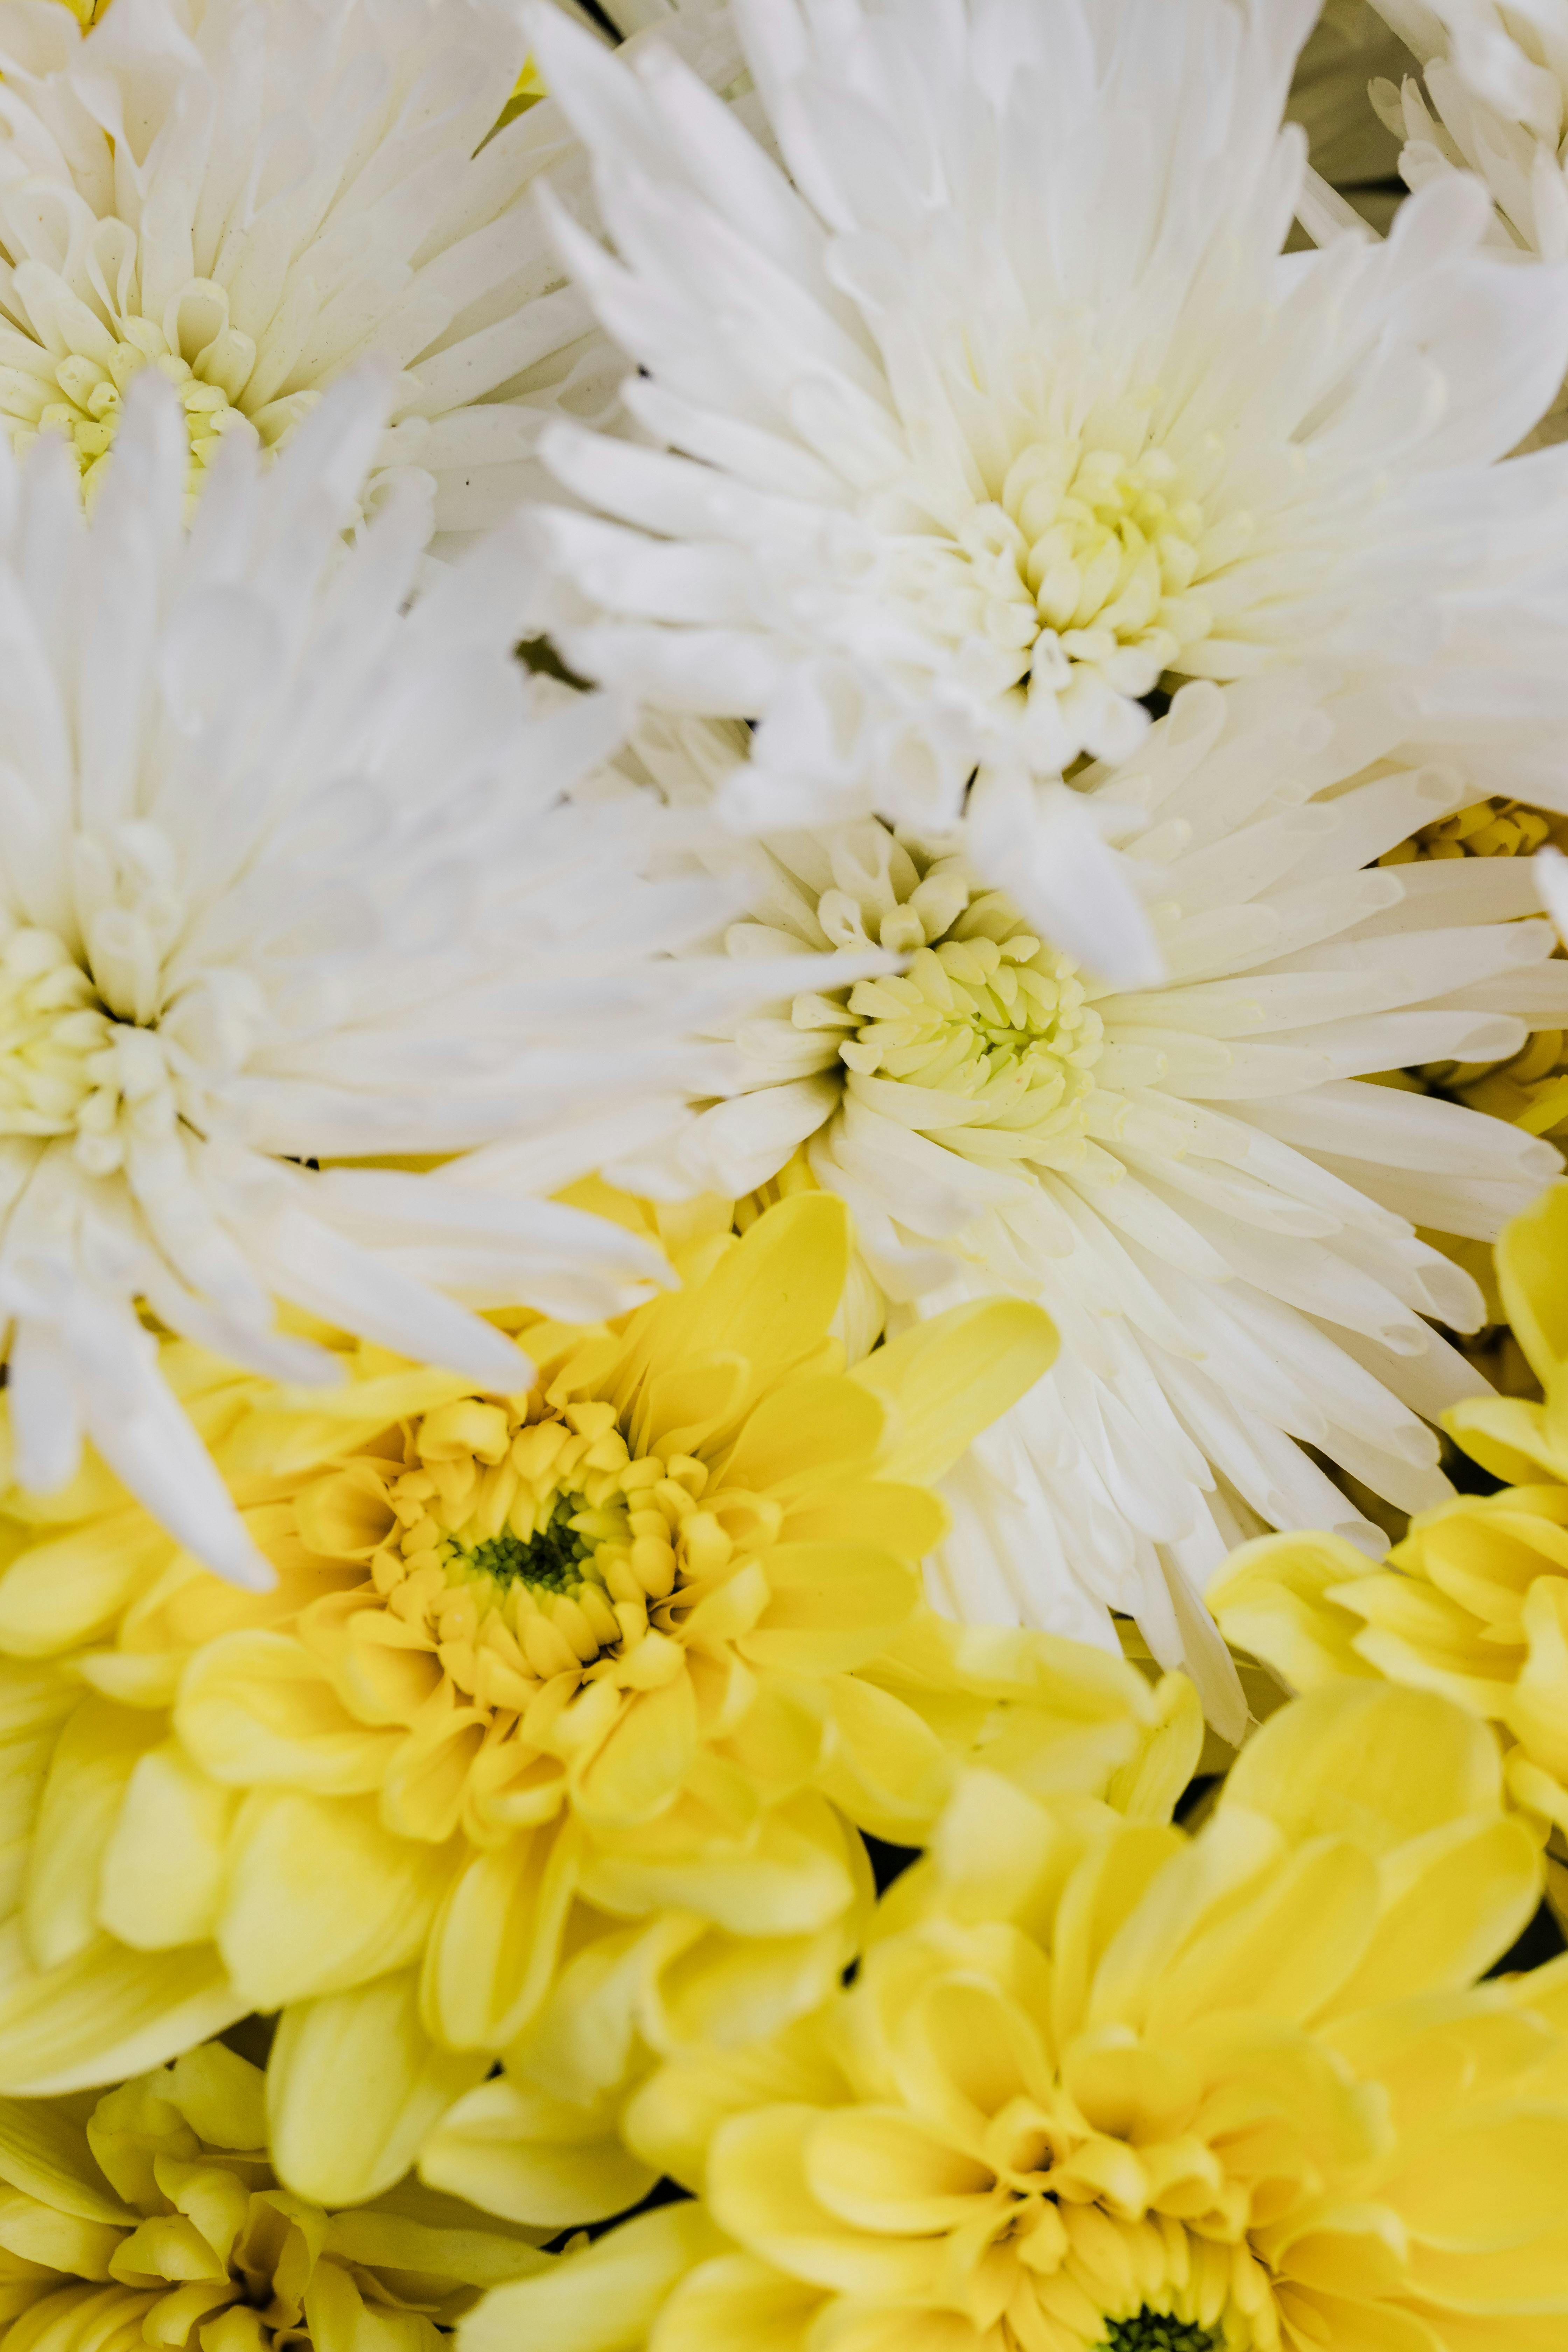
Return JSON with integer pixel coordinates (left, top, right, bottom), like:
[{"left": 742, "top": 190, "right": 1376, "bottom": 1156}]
[{"left": 3, "top": 0, "right": 1568, "bottom": 1732}]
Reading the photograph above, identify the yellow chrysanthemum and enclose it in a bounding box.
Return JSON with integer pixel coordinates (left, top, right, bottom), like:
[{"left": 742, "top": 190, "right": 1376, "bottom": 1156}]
[
  {"left": 462, "top": 1682, "right": 1560, "bottom": 2352},
  {"left": 0, "top": 2035, "right": 546, "bottom": 2352},
  {"left": 0, "top": 1194, "right": 1198, "bottom": 2218},
  {"left": 1212, "top": 1177, "right": 1568, "bottom": 1911},
  {"left": 1385, "top": 802, "right": 1568, "bottom": 1267}
]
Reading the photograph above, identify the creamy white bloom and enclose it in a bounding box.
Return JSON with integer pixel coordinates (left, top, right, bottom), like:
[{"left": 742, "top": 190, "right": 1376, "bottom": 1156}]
[
  {"left": 1369, "top": 0, "right": 1568, "bottom": 438},
  {"left": 1371, "top": 0, "right": 1568, "bottom": 260},
  {"left": 524, "top": 0, "right": 1568, "bottom": 854},
  {"left": 0, "top": 0, "right": 741, "bottom": 554},
  {"left": 0, "top": 372, "right": 769, "bottom": 1589},
  {"left": 587, "top": 679, "right": 1568, "bottom": 1736}
]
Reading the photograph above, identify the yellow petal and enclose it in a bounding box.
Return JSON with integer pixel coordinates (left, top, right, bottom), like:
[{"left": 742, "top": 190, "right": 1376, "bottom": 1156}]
[
  {"left": 216, "top": 1791, "right": 453, "bottom": 2008},
  {"left": 645, "top": 2251, "right": 824, "bottom": 2352},
  {"left": 418, "top": 2076, "right": 654, "bottom": 2230},
  {"left": 0, "top": 2100, "right": 130, "bottom": 2223},
  {"left": 804, "top": 2108, "right": 992, "bottom": 2233},
  {"left": 268, "top": 1970, "right": 488, "bottom": 2207},
  {"left": 572, "top": 1678, "right": 700, "bottom": 1824},
  {"left": 1208, "top": 1533, "right": 1385, "bottom": 1692},
  {"left": 0, "top": 2186, "right": 122, "bottom": 2279},
  {"left": 1143, "top": 1835, "right": 1379, "bottom": 2037},
  {"left": 1323, "top": 1815, "right": 1543, "bottom": 2017},
  {"left": 580, "top": 1792, "right": 859, "bottom": 1939},
  {"left": 0, "top": 1922, "right": 242, "bottom": 2095},
  {"left": 1496, "top": 1178, "right": 1568, "bottom": 1392},
  {"left": 1220, "top": 1684, "right": 1505, "bottom": 1856},
  {"left": 177, "top": 1632, "right": 398, "bottom": 1794},
  {"left": 1444, "top": 1394, "right": 1568, "bottom": 1488},
  {"left": 850, "top": 1298, "right": 1057, "bottom": 1485},
  {"left": 709, "top": 2106, "right": 945, "bottom": 2299},
  {"left": 1383, "top": 2102, "right": 1568, "bottom": 2251},
  {"left": 456, "top": 2203, "right": 727, "bottom": 2352},
  {"left": 779, "top": 1480, "right": 948, "bottom": 1558},
  {"left": 813, "top": 1674, "right": 951, "bottom": 1842},
  {"left": 4, "top": 2283, "right": 166, "bottom": 2352},
  {"left": 97, "top": 1744, "right": 236, "bottom": 1951},
  {"left": 1507, "top": 1577, "right": 1568, "bottom": 1780},
  {"left": 741, "top": 1544, "right": 918, "bottom": 1675},
  {"left": 0, "top": 1516, "right": 170, "bottom": 1658},
  {"left": 720, "top": 1377, "right": 887, "bottom": 1499},
  {"left": 23, "top": 1701, "right": 163, "bottom": 1972},
  {"left": 420, "top": 1825, "right": 581, "bottom": 2052}
]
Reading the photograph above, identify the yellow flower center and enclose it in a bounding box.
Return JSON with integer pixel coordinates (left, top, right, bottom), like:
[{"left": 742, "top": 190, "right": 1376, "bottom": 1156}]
[
  {"left": 786, "top": 831, "right": 1105, "bottom": 1170},
  {"left": 20, "top": 2041, "right": 536, "bottom": 2350},
  {"left": 32, "top": 338, "right": 259, "bottom": 514},
  {"left": 916, "top": 428, "right": 1216, "bottom": 698},
  {"left": 370, "top": 1391, "right": 716, "bottom": 1693},
  {"left": 0, "top": 926, "right": 118, "bottom": 1138},
  {"left": 840, "top": 931, "right": 1101, "bottom": 1146},
  {"left": 4, "top": 280, "right": 320, "bottom": 512}
]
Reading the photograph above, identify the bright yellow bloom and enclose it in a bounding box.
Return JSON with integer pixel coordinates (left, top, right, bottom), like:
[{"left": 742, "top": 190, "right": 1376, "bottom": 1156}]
[
  {"left": 1211, "top": 1178, "right": 1568, "bottom": 1909},
  {"left": 0, "top": 2036, "right": 545, "bottom": 2352},
  {"left": 0, "top": 1195, "right": 1198, "bottom": 2217},
  {"left": 1379, "top": 797, "right": 1568, "bottom": 1148},
  {"left": 466, "top": 1684, "right": 1560, "bottom": 2352}
]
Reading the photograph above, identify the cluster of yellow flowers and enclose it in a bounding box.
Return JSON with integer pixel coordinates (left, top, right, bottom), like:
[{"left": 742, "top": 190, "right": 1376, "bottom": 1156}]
[
  {"left": 5, "top": 6, "right": 1568, "bottom": 2347},
  {"left": 0, "top": 1169, "right": 1563, "bottom": 2352}
]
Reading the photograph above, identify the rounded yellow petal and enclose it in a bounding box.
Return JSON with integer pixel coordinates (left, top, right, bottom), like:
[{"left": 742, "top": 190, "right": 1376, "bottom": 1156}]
[
  {"left": 267, "top": 1970, "right": 487, "bottom": 2207},
  {"left": 0, "top": 1926, "right": 242, "bottom": 2097},
  {"left": 418, "top": 2076, "right": 654, "bottom": 2230},
  {"left": 23, "top": 1703, "right": 161, "bottom": 1973},
  {"left": 420, "top": 1826, "right": 581, "bottom": 2053},
  {"left": 0, "top": 1519, "right": 170, "bottom": 1660},
  {"left": 96, "top": 1745, "right": 236, "bottom": 1953},
  {"left": 176, "top": 1632, "right": 397, "bottom": 1795},
  {"left": 1496, "top": 1178, "right": 1568, "bottom": 1393},
  {"left": 849, "top": 1298, "right": 1057, "bottom": 1486},
  {"left": 1220, "top": 1683, "right": 1505, "bottom": 1856},
  {"left": 1208, "top": 1532, "right": 1386, "bottom": 1693},
  {"left": 216, "top": 1792, "right": 453, "bottom": 2008},
  {"left": 457, "top": 2204, "right": 728, "bottom": 2352},
  {"left": 1324, "top": 1815, "right": 1543, "bottom": 2017}
]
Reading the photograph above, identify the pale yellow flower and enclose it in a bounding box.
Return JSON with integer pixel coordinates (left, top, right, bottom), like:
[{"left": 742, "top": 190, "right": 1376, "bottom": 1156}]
[
  {"left": 0, "top": 1193, "right": 1197, "bottom": 2218},
  {"left": 463, "top": 1682, "right": 1559, "bottom": 2352},
  {"left": 0, "top": 2036, "right": 546, "bottom": 2352},
  {"left": 1212, "top": 1175, "right": 1568, "bottom": 1917}
]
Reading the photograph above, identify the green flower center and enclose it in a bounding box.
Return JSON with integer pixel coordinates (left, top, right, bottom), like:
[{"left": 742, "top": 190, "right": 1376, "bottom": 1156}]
[
  {"left": 451, "top": 1504, "right": 595, "bottom": 1598},
  {"left": 1100, "top": 2311, "right": 1218, "bottom": 2352}
]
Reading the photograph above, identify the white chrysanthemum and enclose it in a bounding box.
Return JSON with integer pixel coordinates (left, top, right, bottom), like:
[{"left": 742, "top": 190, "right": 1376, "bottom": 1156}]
[
  {"left": 0, "top": 0, "right": 742, "bottom": 551},
  {"left": 524, "top": 0, "right": 1568, "bottom": 842},
  {"left": 1369, "top": 1, "right": 1568, "bottom": 431},
  {"left": 0, "top": 371, "right": 771, "bottom": 1590},
  {"left": 589, "top": 678, "right": 1568, "bottom": 1735}
]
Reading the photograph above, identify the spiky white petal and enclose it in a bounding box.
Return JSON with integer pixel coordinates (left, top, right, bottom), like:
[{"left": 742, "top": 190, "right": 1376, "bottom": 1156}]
[
  {"left": 587, "top": 677, "right": 1568, "bottom": 1738},
  {"left": 0, "top": 371, "right": 771, "bottom": 1587},
  {"left": 524, "top": 0, "right": 1568, "bottom": 862}
]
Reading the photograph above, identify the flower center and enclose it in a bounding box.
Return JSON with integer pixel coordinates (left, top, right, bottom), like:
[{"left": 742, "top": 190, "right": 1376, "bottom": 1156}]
[
  {"left": 916, "top": 428, "right": 1215, "bottom": 701},
  {"left": 1099, "top": 2313, "right": 1219, "bottom": 2352},
  {"left": 28, "top": 337, "right": 259, "bottom": 513},
  {"left": 0, "top": 923, "right": 188, "bottom": 1176},
  {"left": 373, "top": 1394, "right": 716, "bottom": 1689},
  {"left": 3, "top": 272, "right": 318, "bottom": 511},
  {"left": 0, "top": 927, "right": 118, "bottom": 1140},
  {"left": 843, "top": 931, "right": 1100, "bottom": 1111}
]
